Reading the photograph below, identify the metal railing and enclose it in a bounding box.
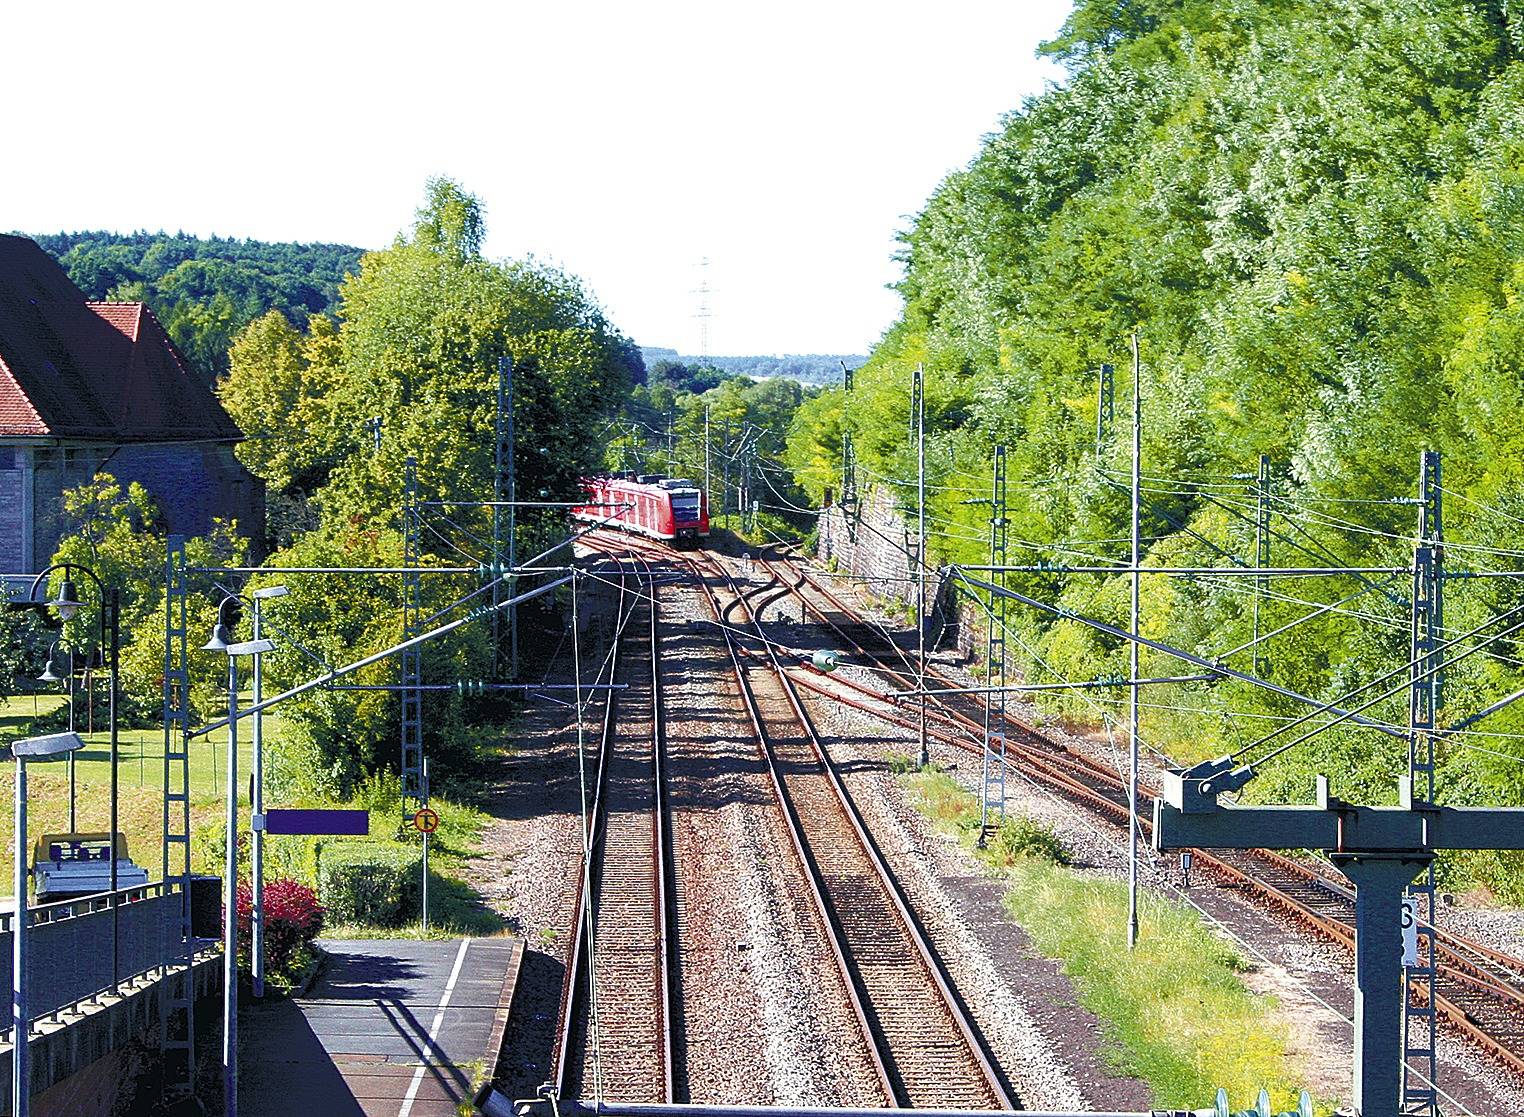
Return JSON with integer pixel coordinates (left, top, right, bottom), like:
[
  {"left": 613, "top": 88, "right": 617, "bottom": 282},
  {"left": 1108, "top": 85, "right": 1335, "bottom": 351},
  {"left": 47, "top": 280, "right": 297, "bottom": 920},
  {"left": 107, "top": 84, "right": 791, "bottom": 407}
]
[{"left": 2, "top": 879, "right": 194, "bottom": 1040}]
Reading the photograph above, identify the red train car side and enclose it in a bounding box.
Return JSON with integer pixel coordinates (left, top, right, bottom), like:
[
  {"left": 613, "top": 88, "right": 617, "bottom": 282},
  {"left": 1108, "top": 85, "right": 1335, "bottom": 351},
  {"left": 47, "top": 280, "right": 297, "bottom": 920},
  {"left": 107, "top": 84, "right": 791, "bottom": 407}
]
[{"left": 572, "top": 473, "right": 710, "bottom": 546}]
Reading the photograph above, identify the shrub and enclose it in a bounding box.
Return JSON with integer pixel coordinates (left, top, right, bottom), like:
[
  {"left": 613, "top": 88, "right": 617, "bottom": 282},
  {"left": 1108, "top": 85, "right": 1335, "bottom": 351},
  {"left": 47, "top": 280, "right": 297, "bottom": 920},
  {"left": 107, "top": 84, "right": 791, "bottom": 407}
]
[
  {"left": 236, "top": 878, "right": 324, "bottom": 973},
  {"left": 316, "top": 841, "right": 421, "bottom": 926},
  {"left": 986, "top": 816, "right": 1070, "bottom": 867}
]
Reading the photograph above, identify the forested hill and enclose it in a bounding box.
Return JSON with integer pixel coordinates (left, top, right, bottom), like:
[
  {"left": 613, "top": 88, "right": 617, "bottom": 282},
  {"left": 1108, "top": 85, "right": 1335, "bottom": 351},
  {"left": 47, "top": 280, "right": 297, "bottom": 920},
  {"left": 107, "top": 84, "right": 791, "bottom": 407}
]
[
  {"left": 26, "top": 231, "right": 365, "bottom": 380},
  {"left": 787, "top": 0, "right": 1524, "bottom": 880}
]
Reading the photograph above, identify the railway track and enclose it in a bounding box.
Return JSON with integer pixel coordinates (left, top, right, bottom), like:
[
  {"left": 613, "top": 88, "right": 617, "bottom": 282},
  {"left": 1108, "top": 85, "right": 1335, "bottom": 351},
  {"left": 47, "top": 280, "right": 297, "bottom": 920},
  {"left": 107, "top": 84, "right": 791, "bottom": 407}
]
[
  {"left": 631, "top": 535, "right": 1015, "bottom": 1110},
  {"left": 755, "top": 547, "right": 1524, "bottom": 1083},
  {"left": 553, "top": 553, "right": 679, "bottom": 1103}
]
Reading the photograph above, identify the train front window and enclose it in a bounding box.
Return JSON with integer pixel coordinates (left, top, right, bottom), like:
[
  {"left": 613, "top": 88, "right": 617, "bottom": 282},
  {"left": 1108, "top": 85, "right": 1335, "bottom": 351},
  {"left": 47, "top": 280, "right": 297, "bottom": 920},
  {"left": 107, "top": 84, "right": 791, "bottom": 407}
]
[{"left": 672, "top": 494, "right": 701, "bottom": 521}]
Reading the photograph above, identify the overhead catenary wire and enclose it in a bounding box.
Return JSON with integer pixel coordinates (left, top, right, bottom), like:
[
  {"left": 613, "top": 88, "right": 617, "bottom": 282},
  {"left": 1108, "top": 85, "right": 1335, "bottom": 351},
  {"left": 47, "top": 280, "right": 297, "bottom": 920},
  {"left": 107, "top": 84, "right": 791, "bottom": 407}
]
[{"left": 1241, "top": 610, "right": 1524, "bottom": 771}]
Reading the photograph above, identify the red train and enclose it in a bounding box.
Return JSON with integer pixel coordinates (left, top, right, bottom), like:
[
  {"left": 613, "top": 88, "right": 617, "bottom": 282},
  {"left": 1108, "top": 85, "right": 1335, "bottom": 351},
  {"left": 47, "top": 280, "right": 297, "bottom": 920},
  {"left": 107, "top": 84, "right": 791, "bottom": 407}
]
[{"left": 573, "top": 473, "right": 711, "bottom": 546}]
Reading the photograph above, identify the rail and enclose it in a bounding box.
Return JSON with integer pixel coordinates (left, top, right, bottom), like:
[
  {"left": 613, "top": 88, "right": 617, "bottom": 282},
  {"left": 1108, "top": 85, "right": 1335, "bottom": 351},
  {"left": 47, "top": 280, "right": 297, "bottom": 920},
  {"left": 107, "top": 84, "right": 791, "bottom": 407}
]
[
  {"left": 672, "top": 540, "right": 1013, "bottom": 1109},
  {"left": 555, "top": 550, "right": 679, "bottom": 1101},
  {"left": 763, "top": 548, "right": 1524, "bottom": 1082}
]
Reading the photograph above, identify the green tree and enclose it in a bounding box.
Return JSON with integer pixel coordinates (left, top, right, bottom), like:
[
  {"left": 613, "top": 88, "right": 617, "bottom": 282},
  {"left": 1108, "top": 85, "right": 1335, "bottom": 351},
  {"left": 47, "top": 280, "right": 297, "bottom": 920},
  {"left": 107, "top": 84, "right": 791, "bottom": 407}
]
[
  {"left": 49, "top": 474, "right": 248, "bottom": 722},
  {"left": 216, "top": 180, "right": 639, "bottom": 786}
]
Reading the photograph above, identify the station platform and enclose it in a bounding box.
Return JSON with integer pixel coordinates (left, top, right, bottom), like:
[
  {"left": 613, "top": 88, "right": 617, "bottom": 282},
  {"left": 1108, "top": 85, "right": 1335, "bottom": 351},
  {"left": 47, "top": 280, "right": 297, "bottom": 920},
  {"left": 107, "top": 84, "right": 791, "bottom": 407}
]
[{"left": 243, "top": 936, "right": 522, "bottom": 1117}]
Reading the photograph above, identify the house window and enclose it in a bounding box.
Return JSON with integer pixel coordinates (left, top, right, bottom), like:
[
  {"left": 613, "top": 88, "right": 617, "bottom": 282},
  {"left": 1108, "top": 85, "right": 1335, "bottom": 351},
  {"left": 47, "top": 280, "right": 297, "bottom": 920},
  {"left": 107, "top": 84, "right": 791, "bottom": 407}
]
[
  {"left": 0, "top": 448, "right": 15, "bottom": 470},
  {"left": 63, "top": 448, "right": 82, "bottom": 470},
  {"left": 34, "top": 449, "right": 57, "bottom": 470}
]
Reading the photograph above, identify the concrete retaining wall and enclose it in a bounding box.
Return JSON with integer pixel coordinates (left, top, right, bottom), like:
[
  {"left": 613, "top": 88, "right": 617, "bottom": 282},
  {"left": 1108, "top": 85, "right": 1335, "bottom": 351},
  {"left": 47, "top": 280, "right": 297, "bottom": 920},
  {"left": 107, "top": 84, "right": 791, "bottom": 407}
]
[{"left": 0, "top": 954, "right": 220, "bottom": 1117}]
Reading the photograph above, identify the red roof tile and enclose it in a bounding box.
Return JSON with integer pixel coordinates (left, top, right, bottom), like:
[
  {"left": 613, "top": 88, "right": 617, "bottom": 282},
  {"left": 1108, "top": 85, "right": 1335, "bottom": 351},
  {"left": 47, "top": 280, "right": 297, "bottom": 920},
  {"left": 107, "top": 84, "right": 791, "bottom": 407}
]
[
  {"left": 0, "top": 235, "right": 242, "bottom": 442},
  {"left": 0, "top": 353, "right": 48, "bottom": 435},
  {"left": 87, "top": 302, "right": 142, "bottom": 342}
]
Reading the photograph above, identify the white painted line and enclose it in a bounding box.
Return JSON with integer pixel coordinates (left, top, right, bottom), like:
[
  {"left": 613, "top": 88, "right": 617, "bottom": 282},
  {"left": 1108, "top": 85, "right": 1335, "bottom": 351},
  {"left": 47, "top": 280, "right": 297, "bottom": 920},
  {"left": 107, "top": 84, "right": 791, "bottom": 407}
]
[{"left": 398, "top": 938, "right": 472, "bottom": 1117}]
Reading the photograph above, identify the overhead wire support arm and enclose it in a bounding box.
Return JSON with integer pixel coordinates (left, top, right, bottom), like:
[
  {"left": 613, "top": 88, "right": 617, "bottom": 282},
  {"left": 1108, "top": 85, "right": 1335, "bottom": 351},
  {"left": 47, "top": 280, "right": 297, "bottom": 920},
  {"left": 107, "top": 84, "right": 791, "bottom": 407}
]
[
  {"left": 419, "top": 500, "right": 615, "bottom": 509},
  {"left": 187, "top": 566, "right": 482, "bottom": 575},
  {"left": 186, "top": 574, "right": 574, "bottom": 741},
  {"left": 954, "top": 564, "right": 1411, "bottom": 577},
  {"left": 897, "top": 675, "right": 1219, "bottom": 698},
  {"left": 946, "top": 568, "right": 1410, "bottom": 739}
]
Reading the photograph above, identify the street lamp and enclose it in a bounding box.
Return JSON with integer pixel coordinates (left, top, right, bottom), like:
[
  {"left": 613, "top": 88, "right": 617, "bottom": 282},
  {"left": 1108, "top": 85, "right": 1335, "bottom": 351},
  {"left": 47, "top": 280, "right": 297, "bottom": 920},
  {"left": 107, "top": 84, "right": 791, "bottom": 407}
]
[
  {"left": 204, "top": 598, "right": 275, "bottom": 1117},
  {"left": 9, "top": 730, "right": 86, "bottom": 1117},
  {"left": 10, "top": 565, "right": 121, "bottom": 986},
  {"left": 248, "top": 586, "right": 286, "bottom": 999},
  {"left": 47, "top": 579, "right": 82, "bottom": 622}
]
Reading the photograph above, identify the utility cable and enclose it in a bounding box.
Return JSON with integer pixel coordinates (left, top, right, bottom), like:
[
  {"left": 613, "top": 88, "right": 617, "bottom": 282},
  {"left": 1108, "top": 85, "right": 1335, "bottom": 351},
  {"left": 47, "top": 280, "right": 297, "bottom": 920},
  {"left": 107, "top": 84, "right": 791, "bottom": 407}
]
[{"left": 1240, "top": 610, "right": 1524, "bottom": 770}]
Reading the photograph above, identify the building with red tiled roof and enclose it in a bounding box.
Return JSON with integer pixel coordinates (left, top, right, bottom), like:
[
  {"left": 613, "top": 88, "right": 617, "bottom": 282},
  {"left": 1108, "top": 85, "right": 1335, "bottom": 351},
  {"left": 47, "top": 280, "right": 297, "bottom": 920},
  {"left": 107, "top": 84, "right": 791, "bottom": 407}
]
[{"left": 0, "top": 234, "right": 262, "bottom": 570}]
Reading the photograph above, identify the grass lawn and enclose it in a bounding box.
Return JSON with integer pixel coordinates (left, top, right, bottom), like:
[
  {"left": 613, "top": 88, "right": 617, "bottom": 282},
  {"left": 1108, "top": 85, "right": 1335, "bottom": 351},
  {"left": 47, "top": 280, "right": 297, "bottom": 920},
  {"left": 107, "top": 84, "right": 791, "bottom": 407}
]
[
  {"left": 899, "top": 763, "right": 1322, "bottom": 1114},
  {"left": 0, "top": 695, "right": 507, "bottom": 939}
]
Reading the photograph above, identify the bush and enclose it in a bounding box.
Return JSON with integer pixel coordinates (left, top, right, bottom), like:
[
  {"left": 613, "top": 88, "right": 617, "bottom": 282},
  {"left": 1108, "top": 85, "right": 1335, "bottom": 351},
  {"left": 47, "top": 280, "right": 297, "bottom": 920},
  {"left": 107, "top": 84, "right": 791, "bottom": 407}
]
[
  {"left": 316, "top": 841, "right": 421, "bottom": 926},
  {"left": 236, "top": 878, "right": 324, "bottom": 973},
  {"left": 986, "top": 816, "right": 1070, "bottom": 867}
]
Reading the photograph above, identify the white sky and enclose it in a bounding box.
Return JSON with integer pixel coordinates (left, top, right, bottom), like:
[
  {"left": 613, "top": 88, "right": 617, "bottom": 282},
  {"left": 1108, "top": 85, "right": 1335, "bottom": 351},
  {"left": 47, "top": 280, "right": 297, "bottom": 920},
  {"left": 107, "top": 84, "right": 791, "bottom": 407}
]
[{"left": 4, "top": 1, "right": 1068, "bottom": 356}]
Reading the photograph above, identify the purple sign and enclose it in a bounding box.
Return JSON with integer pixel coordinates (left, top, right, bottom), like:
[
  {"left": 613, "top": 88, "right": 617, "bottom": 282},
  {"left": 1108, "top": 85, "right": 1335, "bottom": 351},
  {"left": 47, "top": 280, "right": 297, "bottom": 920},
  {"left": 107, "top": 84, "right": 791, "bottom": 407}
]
[{"left": 262, "top": 808, "right": 369, "bottom": 836}]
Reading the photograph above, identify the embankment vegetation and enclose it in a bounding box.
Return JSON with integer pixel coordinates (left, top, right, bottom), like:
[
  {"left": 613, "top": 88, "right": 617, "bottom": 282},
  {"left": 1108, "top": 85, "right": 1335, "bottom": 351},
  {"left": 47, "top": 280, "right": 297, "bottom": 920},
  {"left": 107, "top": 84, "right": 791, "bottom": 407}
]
[{"left": 789, "top": 0, "right": 1524, "bottom": 899}]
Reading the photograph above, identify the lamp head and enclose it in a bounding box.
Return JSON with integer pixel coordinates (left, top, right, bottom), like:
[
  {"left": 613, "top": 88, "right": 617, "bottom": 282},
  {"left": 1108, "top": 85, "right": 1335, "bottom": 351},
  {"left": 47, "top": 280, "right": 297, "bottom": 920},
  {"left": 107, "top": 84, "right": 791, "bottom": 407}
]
[
  {"left": 50, "top": 577, "right": 83, "bottom": 622},
  {"left": 36, "top": 642, "right": 66, "bottom": 684},
  {"left": 201, "top": 623, "right": 232, "bottom": 653},
  {"left": 203, "top": 596, "right": 243, "bottom": 653},
  {"left": 11, "top": 731, "right": 86, "bottom": 759}
]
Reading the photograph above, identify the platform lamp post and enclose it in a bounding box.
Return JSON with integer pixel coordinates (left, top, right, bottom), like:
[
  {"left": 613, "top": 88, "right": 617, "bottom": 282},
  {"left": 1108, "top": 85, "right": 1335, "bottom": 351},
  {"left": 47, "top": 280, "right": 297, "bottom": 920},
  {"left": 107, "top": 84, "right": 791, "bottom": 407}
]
[
  {"left": 248, "top": 585, "right": 287, "bottom": 999},
  {"left": 202, "top": 597, "right": 275, "bottom": 1117},
  {"left": 10, "top": 730, "right": 87, "bottom": 1117},
  {"left": 10, "top": 565, "right": 121, "bottom": 988}
]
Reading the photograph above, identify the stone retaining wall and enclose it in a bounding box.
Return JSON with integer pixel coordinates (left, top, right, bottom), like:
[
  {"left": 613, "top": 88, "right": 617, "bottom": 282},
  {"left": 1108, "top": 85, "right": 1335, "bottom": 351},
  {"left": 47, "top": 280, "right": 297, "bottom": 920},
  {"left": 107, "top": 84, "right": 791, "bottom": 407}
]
[
  {"left": 817, "top": 484, "right": 982, "bottom": 659},
  {"left": 0, "top": 953, "right": 221, "bottom": 1116}
]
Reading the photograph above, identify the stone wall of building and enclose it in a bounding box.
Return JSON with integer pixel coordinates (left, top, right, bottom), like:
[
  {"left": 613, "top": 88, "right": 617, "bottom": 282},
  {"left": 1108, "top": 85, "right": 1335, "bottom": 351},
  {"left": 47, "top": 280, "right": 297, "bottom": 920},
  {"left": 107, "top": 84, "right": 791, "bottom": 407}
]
[
  {"left": 0, "top": 442, "right": 264, "bottom": 577},
  {"left": 104, "top": 443, "right": 264, "bottom": 550}
]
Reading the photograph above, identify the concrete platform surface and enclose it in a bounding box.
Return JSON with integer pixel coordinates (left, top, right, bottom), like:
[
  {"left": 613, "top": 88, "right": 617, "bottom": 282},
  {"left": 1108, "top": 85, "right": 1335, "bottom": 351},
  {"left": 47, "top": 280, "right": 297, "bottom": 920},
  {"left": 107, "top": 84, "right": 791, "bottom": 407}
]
[{"left": 242, "top": 936, "right": 522, "bottom": 1117}]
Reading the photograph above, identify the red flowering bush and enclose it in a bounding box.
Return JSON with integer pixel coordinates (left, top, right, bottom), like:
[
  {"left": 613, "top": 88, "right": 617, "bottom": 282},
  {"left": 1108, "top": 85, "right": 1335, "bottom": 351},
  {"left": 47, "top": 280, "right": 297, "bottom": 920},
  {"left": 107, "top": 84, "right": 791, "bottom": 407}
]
[{"left": 235, "top": 878, "right": 325, "bottom": 975}]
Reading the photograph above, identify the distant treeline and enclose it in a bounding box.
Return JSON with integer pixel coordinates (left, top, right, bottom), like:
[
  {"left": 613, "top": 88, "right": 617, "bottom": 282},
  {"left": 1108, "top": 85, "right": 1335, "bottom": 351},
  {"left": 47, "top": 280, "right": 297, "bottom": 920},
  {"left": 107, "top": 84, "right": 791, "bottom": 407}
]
[
  {"left": 27, "top": 231, "right": 365, "bottom": 380},
  {"left": 640, "top": 348, "right": 858, "bottom": 386}
]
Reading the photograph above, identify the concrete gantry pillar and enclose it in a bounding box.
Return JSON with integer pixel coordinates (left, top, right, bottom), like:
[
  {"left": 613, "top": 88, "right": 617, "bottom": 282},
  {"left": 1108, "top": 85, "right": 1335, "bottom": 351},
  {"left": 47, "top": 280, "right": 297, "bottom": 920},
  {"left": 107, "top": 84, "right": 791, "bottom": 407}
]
[{"left": 1329, "top": 852, "right": 1432, "bottom": 1117}]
